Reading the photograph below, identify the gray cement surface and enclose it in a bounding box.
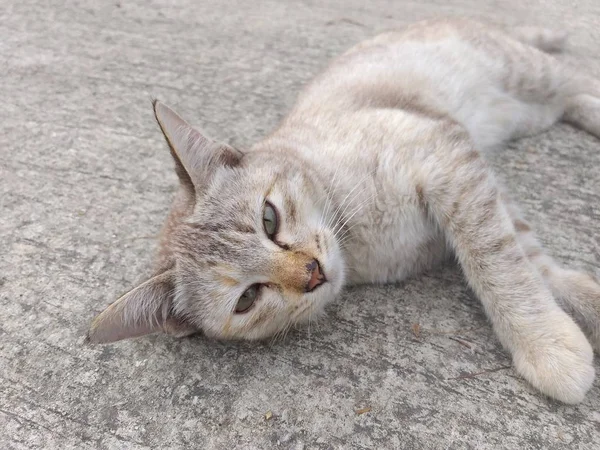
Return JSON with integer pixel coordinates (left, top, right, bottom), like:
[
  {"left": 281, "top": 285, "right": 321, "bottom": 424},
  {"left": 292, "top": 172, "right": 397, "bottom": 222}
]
[{"left": 1, "top": 1, "right": 600, "bottom": 448}]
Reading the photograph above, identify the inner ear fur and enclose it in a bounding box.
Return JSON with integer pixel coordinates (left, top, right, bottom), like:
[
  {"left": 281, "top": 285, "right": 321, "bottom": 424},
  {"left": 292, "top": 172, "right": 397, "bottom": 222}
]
[{"left": 152, "top": 99, "right": 243, "bottom": 199}]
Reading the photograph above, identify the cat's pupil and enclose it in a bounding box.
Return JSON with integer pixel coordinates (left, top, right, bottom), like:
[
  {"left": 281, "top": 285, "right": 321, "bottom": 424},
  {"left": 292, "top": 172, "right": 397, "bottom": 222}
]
[
  {"left": 263, "top": 202, "right": 278, "bottom": 238},
  {"left": 236, "top": 285, "right": 259, "bottom": 313}
]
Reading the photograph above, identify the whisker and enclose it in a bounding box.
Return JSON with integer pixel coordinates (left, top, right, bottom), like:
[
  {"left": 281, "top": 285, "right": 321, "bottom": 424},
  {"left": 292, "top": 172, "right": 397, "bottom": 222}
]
[
  {"left": 336, "top": 213, "right": 373, "bottom": 245},
  {"left": 326, "top": 186, "right": 370, "bottom": 243},
  {"left": 326, "top": 171, "right": 373, "bottom": 230},
  {"left": 323, "top": 166, "right": 347, "bottom": 230},
  {"left": 334, "top": 186, "right": 370, "bottom": 231},
  {"left": 336, "top": 190, "right": 416, "bottom": 241},
  {"left": 332, "top": 176, "right": 370, "bottom": 216},
  {"left": 307, "top": 312, "right": 312, "bottom": 351},
  {"left": 273, "top": 317, "right": 293, "bottom": 344},
  {"left": 333, "top": 192, "right": 377, "bottom": 241},
  {"left": 320, "top": 165, "right": 341, "bottom": 229}
]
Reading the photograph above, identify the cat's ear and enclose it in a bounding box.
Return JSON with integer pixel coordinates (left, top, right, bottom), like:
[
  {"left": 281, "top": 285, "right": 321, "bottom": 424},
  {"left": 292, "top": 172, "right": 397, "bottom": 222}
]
[
  {"left": 86, "top": 270, "right": 195, "bottom": 344},
  {"left": 152, "top": 100, "right": 243, "bottom": 194}
]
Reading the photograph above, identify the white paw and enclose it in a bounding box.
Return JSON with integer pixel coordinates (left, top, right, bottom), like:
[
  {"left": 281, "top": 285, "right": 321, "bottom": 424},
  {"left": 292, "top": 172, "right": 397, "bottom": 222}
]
[
  {"left": 581, "top": 277, "right": 600, "bottom": 353},
  {"left": 512, "top": 312, "right": 595, "bottom": 404},
  {"left": 553, "top": 269, "right": 600, "bottom": 353}
]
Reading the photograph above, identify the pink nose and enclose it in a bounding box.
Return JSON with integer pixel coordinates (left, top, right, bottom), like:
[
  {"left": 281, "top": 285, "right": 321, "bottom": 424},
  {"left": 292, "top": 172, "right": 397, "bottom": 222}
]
[{"left": 305, "top": 260, "right": 326, "bottom": 292}]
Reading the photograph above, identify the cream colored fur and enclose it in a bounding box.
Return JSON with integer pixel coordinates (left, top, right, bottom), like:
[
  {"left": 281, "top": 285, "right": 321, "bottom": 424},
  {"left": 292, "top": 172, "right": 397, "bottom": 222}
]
[{"left": 88, "top": 18, "right": 600, "bottom": 404}]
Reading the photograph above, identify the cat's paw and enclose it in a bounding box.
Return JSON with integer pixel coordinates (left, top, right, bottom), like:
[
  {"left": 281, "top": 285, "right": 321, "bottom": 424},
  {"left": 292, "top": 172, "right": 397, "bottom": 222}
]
[
  {"left": 573, "top": 273, "right": 600, "bottom": 353},
  {"left": 512, "top": 312, "right": 594, "bottom": 404},
  {"left": 552, "top": 269, "right": 600, "bottom": 353}
]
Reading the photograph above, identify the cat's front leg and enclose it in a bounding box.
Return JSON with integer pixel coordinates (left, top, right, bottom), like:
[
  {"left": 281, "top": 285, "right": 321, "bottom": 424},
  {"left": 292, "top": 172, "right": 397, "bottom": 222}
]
[{"left": 421, "top": 136, "right": 594, "bottom": 404}]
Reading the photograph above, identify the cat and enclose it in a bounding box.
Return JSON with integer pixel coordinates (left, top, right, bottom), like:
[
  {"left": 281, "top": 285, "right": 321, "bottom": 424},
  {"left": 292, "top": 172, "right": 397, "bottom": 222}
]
[{"left": 87, "top": 18, "right": 600, "bottom": 404}]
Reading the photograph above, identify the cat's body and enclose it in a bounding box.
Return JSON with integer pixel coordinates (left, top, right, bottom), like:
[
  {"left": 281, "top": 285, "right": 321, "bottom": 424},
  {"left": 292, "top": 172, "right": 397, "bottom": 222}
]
[
  {"left": 88, "top": 18, "right": 600, "bottom": 404},
  {"left": 259, "top": 19, "right": 593, "bottom": 285}
]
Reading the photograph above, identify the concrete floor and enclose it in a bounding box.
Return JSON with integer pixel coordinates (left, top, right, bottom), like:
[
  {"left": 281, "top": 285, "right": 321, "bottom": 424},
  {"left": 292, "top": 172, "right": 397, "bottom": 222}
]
[{"left": 1, "top": 0, "right": 600, "bottom": 448}]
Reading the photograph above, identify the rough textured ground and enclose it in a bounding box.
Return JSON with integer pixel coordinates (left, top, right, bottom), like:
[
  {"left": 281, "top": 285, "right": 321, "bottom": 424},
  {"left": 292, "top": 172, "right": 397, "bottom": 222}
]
[{"left": 1, "top": 1, "right": 600, "bottom": 449}]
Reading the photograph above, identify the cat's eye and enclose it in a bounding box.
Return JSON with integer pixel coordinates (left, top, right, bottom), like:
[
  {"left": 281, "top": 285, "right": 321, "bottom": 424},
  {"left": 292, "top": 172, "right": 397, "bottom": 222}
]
[
  {"left": 263, "top": 201, "right": 278, "bottom": 239},
  {"left": 236, "top": 284, "right": 260, "bottom": 313}
]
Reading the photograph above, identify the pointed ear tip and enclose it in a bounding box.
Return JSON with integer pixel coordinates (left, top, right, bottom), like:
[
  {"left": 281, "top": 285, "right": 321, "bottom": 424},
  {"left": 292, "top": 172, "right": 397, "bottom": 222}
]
[
  {"left": 84, "top": 326, "right": 101, "bottom": 345},
  {"left": 84, "top": 313, "right": 108, "bottom": 345},
  {"left": 83, "top": 333, "right": 93, "bottom": 345},
  {"left": 152, "top": 98, "right": 163, "bottom": 116},
  {"left": 85, "top": 322, "right": 116, "bottom": 345},
  {"left": 85, "top": 316, "right": 99, "bottom": 342},
  {"left": 152, "top": 100, "right": 177, "bottom": 127}
]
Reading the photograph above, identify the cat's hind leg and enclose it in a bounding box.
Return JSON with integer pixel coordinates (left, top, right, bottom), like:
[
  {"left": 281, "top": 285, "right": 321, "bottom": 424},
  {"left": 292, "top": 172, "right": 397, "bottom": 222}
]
[
  {"left": 438, "top": 27, "right": 570, "bottom": 150},
  {"left": 563, "top": 88, "right": 600, "bottom": 139},
  {"left": 503, "top": 28, "right": 600, "bottom": 139},
  {"left": 510, "top": 26, "right": 568, "bottom": 53},
  {"left": 422, "top": 132, "right": 594, "bottom": 403},
  {"left": 504, "top": 196, "right": 600, "bottom": 352},
  {"left": 501, "top": 31, "right": 600, "bottom": 321},
  {"left": 458, "top": 24, "right": 599, "bottom": 146}
]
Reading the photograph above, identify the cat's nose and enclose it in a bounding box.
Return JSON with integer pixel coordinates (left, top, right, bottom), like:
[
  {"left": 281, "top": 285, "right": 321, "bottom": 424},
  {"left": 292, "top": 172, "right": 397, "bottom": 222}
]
[{"left": 305, "top": 259, "right": 326, "bottom": 292}]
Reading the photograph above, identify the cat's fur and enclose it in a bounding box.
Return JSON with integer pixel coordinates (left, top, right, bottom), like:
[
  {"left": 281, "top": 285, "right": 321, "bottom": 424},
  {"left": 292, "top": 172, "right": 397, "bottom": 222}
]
[{"left": 87, "top": 18, "right": 600, "bottom": 404}]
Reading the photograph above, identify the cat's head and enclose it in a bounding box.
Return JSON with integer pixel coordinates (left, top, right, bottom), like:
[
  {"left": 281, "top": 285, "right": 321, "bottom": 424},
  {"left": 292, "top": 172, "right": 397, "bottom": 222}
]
[{"left": 86, "top": 101, "right": 345, "bottom": 343}]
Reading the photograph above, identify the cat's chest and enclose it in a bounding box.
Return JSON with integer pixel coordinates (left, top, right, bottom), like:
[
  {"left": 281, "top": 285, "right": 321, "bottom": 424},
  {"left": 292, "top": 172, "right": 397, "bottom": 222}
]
[{"left": 341, "top": 193, "right": 442, "bottom": 285}]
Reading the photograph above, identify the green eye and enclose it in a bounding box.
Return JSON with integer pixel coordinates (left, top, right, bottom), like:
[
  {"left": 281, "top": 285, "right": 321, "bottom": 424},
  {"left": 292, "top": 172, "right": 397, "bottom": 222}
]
[
  {"left": 263, "top": 201, "right": 278, "bottom": 239},
  {"left": 236, "top": 284, "right": 260, "bottom": 313}
]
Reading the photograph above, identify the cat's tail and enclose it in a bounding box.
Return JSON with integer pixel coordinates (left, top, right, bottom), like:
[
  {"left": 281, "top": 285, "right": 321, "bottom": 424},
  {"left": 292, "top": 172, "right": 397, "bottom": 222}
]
[{"left": 511, "top": 26, "right": 568, "bottom": 53}]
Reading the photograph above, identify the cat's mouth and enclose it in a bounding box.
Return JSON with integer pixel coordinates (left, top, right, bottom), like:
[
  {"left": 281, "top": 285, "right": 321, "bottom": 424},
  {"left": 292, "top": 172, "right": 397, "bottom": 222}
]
[{"left": 306, "top": 259, "right": 327, "bottom": 292}]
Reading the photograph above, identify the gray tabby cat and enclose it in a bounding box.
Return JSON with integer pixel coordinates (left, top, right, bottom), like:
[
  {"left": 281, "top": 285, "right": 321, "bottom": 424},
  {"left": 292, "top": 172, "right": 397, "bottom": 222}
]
[{"left": 87, "top": 18, "right": 600, "bottom": 404}]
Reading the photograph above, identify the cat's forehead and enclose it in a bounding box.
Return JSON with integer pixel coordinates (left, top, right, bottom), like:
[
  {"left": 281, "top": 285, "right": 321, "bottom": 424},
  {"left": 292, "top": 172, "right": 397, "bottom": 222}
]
[
  {"left": 174, "top": 220, "right": 264, "bottom": 272},
  {"left": 200, "top": 162, "right": 308, "bottom": 215}
]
